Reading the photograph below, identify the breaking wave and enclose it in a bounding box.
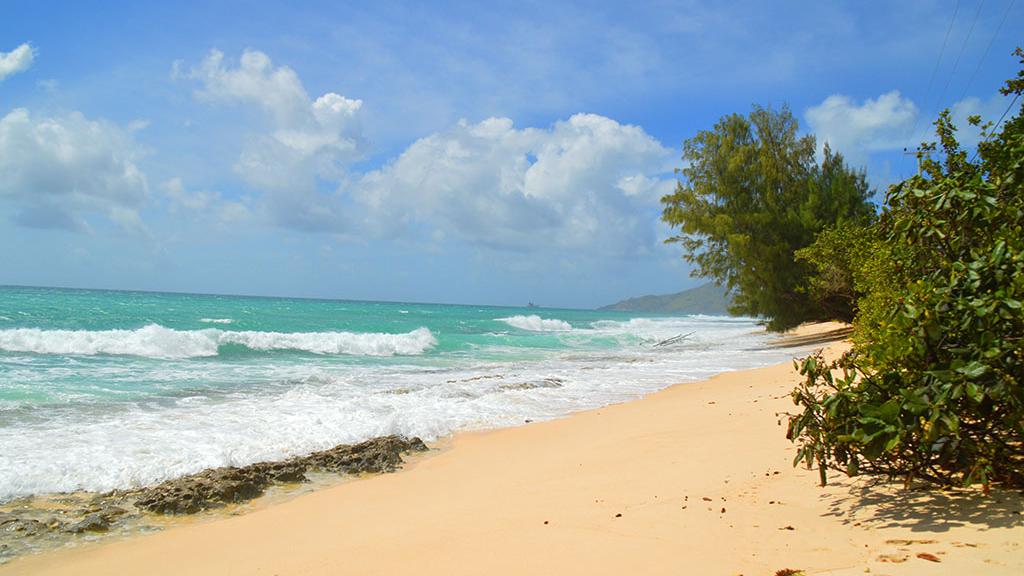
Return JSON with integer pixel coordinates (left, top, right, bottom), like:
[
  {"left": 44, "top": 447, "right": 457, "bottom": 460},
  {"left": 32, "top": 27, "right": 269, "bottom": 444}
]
[
  {"left": 497, "top": 315, "right": 572, "bottom": 332},
  {"left": 0, "top": 325, "right": 437, "bottom": 359}
]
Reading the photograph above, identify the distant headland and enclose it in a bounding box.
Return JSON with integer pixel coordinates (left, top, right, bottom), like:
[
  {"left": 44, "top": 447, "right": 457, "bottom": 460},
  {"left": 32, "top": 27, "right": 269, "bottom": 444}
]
[{"left": 598, "top": 282, "right": 730, "bottom": 315}]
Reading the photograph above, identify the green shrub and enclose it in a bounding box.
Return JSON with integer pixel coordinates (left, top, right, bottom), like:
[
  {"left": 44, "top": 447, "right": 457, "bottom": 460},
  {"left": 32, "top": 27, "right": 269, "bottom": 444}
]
[
  {"left": 788, "top": 55, "right": 1024, "bottom": 488},
  {"left": 794, "top": 220, "right": 877, "bottom": 323}
]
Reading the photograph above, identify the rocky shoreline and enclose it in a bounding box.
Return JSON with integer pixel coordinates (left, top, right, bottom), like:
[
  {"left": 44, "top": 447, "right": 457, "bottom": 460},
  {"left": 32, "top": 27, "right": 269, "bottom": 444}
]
[{"left": 0, "top": 435, "right": 428, "bottom": 562}]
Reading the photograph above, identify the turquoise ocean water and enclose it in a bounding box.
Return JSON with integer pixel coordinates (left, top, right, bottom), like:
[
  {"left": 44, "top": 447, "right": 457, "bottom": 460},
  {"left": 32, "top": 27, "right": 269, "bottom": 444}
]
[{"left": 0, "top": 285, "right": 806, "bottom": 501}]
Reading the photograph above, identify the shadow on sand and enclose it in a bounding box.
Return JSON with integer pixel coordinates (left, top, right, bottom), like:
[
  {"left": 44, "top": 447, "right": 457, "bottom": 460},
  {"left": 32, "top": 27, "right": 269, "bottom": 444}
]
[
  {"left": 770, "top": 326, "right": 854, "bottom": 349},
  {"left": 821, "top": 476, "right": 1024, "bottom": 533}
]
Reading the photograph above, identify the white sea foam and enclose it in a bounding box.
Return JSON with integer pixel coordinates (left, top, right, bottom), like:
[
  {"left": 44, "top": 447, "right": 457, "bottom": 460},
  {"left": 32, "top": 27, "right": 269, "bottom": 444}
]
[
  {"left": 220, "top": 327, "right": 437, "bottom": 356},
  {"left": 0, "top": 325, "right": 437, "bottom": 359},
  {"left": 498, "top": 315, "right": 572, "bottom": 332},
  {"left": 0, "top": 315, "right": 821, "bottom": 501},
  {"left": 199, "top": 318, "right": 234, "bottom": 324}
]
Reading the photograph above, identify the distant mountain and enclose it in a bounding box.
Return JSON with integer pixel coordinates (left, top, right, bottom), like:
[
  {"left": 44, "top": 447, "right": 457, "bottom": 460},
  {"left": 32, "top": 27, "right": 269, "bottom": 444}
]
[{"left": 598, "top": 282, "right": 731, "bottom": 315}]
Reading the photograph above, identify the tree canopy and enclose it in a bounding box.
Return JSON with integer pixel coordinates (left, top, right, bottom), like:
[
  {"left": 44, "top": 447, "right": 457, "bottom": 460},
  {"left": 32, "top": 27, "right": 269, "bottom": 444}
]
[{"left": 660, "top": 105, "right": 874, "bottom": 330}]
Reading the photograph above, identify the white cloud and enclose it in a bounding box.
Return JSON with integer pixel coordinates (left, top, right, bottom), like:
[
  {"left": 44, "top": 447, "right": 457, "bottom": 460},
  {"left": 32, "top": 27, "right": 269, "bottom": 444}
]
[
  {"left": 354, "top": 113, "right": 674, "bottom": 254},
  {"left": 162, "top": 177, "right": 251, "bottom": 225},
  {"left": 806, "top": 90, "right": 1015, "bottom": 167},
  {"left": 178, "top": 48, "right": 674, "bottom": 252},
  {"left": 0, "top": 108, "right": 148, "bottom": 233},
  {"left": 186, "top": 49, "right": 312, "bottom": 125},
  {"left": 0, "top": 43, "right": 34, "bottom": 82},
  {"left": 948, "top": 93, "right": 1013, "bottom": 148},
  {"left": 805, "top": 90, "right": 918, "bottom": 166},
  {"left": 181, "top": 50, "right": 364, "bottom": 231}
]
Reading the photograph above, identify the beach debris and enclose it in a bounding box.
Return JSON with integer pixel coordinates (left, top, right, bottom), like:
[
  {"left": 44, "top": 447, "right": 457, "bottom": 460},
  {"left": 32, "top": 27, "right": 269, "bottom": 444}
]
[
  {"left": 779, "top": 525, "right": 795, "bottom": 530},
  {"left": 885, "top": 539, "right": 937, "bottom": 546},
  {"left": 614, "top": 513, "right": 622, "bottom": 518},
  {"left": 652, "top": 332, "right": 695, "bottom": 347},
  {"left": 915, "top": 552, "right": 941, "bottom": 562},
  {"left": 774, "top": 570, "right": 805, "bottom": 576},
  {"left": 447, "top": 374, "right": 504, "bottom": 384},
  {"left": 499, "top": 377, "right": 564, "bottom": 391},
  {"left": 133, "top": 435, "right": 428, "bottom": 514}
]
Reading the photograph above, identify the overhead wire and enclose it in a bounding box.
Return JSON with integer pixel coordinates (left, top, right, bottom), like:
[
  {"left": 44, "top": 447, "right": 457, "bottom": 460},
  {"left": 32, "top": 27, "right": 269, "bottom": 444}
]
[
  {"left": 970, "top": 91, "right": 1020, "bottom": 163},
  {"left": 957, "top": 0, "right": 1016, "bottom": 105},
  {"left": 899, "top": 0, "right": 961, "bottom": 177},
  {"left": 935, "top": 0, "right": 986, "bottom": 110}
]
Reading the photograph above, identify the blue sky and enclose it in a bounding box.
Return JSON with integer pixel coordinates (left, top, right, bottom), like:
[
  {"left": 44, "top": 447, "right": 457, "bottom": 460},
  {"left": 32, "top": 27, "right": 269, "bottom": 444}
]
[{"left": 0, "top": 1, "right": 1020, "bottom": 308}]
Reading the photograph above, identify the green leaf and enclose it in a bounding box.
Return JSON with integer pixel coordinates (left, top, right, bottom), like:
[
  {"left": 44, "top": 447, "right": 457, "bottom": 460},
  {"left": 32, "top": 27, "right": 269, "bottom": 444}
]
[{"left": 956, "top": 361, "right": 988, "bottom": 378}]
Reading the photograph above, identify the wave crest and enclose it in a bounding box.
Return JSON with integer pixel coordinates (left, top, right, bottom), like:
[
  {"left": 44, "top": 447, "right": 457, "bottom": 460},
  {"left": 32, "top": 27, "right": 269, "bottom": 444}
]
[
  {"left": 0, "top": 325, "right": 437, "bottom": 359},
  {"left": 497, "top": 315, "right": 572, "bottom": 332}
]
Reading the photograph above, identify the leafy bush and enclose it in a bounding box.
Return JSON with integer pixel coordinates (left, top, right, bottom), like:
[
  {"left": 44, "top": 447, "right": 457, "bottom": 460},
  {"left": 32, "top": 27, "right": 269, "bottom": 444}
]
[
  {"left": 794, "top": 220, "right": 877, "bottom": 323},
  {"left": 788, "top": 55, "right": 1024, "bottom": 488}
]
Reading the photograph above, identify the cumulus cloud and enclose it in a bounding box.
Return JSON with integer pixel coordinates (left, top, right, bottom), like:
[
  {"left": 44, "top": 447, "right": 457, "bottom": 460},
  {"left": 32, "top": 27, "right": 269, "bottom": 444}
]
[
  {"left": 354, "top": 114, "right": 674, "bottom": 254},
  {"left": 180, "top": 49, "right": 364, "bottom": 231},
  {"left": 0, "top": 108, "right": 148, "bottom": 233},
  {"left": 177, "top": 48, "right": 674, "bottom": 253},
  {"left": 805, "top": 90, "right": 918, "bottom": 166},
  {"left": 0, "top": 43, "right": 34, "bottom": 82}
]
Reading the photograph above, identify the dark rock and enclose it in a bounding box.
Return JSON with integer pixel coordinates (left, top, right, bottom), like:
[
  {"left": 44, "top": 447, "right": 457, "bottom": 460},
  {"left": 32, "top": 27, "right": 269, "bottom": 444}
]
[
  {"left": 66, "top": 513, "right": 111, "bottom": 534},
  {"left": 65, "top": 505, "right": 127, "bottom": 534},
  {"left": 0, "top": 518, "right": 53, "bottom": 537},
  {"left": 133, "top": 465, "right": 283, "bottom": 515},
  {"left": 301, "top": 435, "right": 428, "bottom": 475},
  {"left": 132, "top": 435, "right": 427, "bottom": 515},
  {"left": 247, "top": 460, "right": 309, "bottom": 484}
]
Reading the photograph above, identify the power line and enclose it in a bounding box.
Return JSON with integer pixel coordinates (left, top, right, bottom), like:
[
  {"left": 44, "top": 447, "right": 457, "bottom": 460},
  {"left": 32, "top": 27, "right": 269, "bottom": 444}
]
[
  {"left": 900, "top": 0, "right": 961, "bottom": 177},
  {"left": 971, "top": 91, "right": 1021, "bottom": 163},
  {"left": 936, "top": 0, "right": 985, "bottom": 109},
  {"left": 957, "top": 0, "right": 1016, "bottom": 104}
]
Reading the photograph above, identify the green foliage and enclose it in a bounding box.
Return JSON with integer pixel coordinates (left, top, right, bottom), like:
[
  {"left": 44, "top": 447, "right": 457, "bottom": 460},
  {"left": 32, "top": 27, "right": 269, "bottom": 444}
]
[
  {"left": 660, "top": 105, "right": 874, "bottom": 331},
  {"left": 788, "top": 54, "right": 1024, "bottom": 488},
  {"left": 794, "top": 220, "right": 877, "bottom": 323}
]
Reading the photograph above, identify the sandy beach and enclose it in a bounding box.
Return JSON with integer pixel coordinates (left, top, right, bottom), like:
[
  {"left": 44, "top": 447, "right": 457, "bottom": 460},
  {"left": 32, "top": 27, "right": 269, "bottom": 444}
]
[{"left": 3, "top": 323, "right": 1021, "bottom": 575}]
